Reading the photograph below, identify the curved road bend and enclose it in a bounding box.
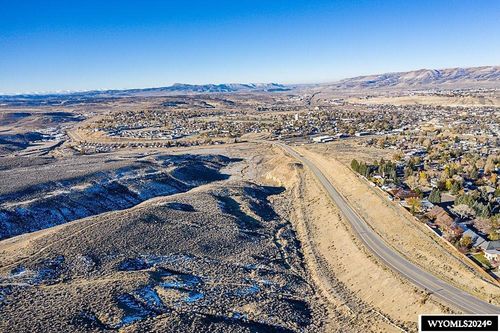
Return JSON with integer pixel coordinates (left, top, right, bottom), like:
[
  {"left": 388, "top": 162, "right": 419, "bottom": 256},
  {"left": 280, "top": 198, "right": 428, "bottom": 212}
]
[{"left": 278, "top": 143, "right": 499, "bottom": 314}]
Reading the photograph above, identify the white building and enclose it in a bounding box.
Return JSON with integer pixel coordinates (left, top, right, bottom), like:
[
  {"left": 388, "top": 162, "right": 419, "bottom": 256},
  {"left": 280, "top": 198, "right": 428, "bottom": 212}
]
[{"left": 312, "top": 135, "right": 334, "bottom": 143}]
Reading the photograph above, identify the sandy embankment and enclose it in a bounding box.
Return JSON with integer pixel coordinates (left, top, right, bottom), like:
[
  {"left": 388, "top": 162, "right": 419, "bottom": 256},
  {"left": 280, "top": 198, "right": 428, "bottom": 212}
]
[
  {"left": 261, "top": 145, "right": 445, "bottom": 332},
  {"left": 346, "top": 95, "right": 500, "bottom": 107},
  {"left": 297, "top": 147, "right": 500, "bottom": 305}
]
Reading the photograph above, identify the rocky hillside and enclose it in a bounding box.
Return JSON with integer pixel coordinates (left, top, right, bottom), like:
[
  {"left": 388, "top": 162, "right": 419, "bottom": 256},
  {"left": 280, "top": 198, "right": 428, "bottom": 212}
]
[
  {"left": 0, "top": 182, "right": 320, "bottom": 332},
  {"left": 0, "top": 154, "right": 234, "bottom": 240},
  {"left": 329, "top": 66, "right": 500, "bottom": 90}
]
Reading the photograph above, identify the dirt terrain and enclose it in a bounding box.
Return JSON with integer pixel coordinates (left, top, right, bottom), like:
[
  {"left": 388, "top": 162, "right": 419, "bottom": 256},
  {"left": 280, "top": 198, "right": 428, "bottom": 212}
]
[
  {"left": 0, "top": 152, "right": 234, "bottom": 240},
  {"left": 0, "top": 140, "right": 458, "bottom": 333},
  {"left": 346, "top": 94, "right": 500, "bottom": 107},
  {"left": 0, "top": 144, "right": 329, "bottom": 332}
]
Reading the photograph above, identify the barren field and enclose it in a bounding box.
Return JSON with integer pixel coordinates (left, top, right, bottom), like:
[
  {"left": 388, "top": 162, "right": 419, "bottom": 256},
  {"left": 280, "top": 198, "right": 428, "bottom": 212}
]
[{"left": 346, "top": 94, "right": 500, "bottom": 107}]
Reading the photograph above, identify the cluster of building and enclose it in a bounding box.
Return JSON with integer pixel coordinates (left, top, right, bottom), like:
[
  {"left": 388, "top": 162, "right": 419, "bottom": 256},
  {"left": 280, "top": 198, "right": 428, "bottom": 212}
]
[
  {"left": 354, "top": 120, "right": 499, "bottom": 275},
  {"left": 82, "top": 92, "right": 498, "bottom": 152}
]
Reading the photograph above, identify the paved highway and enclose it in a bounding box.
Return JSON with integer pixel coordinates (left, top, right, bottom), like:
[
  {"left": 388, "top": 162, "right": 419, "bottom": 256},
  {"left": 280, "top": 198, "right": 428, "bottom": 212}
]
[{"left": 278, "top": 143, "right": 499, "bottom": 314}]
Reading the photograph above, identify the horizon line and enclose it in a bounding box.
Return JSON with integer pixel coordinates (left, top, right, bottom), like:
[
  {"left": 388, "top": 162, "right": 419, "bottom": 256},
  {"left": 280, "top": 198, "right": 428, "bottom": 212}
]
[{"left": 1, "top": 64, "right": 498, "bottom": 96}]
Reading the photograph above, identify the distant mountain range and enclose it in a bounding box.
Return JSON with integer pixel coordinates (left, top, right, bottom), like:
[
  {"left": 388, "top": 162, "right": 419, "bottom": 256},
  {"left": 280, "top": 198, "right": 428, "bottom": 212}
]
[
  {"left": 162, "top": 83, "right": 291, "bottom": 93},
  {"left": 327, "top": 66, "right": 500, "bottom": 90},
  {"left": 0, "top": 83, "right": 290, "bottom": 100},
  {"left": 2, "top": 66, "right": 498, "bottom": 101},
  {"left": 102, "top": 82, "right": 291, "bottom": 95}
]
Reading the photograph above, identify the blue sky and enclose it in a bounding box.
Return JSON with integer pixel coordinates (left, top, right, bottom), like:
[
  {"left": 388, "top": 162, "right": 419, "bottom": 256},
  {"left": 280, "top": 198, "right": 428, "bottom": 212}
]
[{"left": 1, "top": 0, "right": 499, "bottom": 94}]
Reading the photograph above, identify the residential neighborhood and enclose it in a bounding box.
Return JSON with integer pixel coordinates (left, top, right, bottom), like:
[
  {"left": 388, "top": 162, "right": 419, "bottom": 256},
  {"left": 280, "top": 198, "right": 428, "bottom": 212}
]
[{"left": 351, "top": 126, "right": 499, "bottom": 276}]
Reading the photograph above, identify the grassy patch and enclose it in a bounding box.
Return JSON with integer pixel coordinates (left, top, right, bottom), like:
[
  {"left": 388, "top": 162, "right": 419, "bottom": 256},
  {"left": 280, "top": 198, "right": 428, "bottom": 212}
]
[{"left": 472, "top": 253, "right": 493, "bottom": 269}]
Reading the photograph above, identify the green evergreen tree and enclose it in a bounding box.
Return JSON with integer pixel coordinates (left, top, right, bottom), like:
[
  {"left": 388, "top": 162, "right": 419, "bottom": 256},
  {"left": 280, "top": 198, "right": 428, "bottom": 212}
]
[
  {"left": 359, "top": 162, "right": 367, "bottom": 176},
  {"left": 414, "top": 188, "right": 424, "bottom": 199},
  {"left": 351, "top": 159, "right": 359, "bottom": 172},
  {"left": 429, "top": 188, "right": 441, "bottom": 203}
]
